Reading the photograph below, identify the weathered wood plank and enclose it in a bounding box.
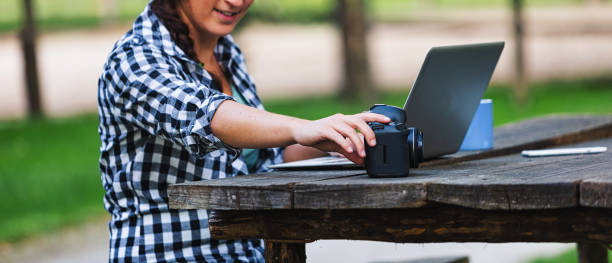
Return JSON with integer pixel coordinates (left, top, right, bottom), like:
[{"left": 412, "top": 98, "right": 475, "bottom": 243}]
[
  {"left": 168, "top": 170, "right": 363, "bottom": 210},
  {"left": 292, "top": 154, "right": 531, "bottom": 209},
  {"left": 581, "top": 174, "right": 612, "bottom": 209},
  {"left": 169, "top": 183, "right": 292, "bottom": 210},
  {"left": 575, "top": 137, "right": 612, "bottom": 208},
  {"left": 491, "top": 115, "right": 612, "bottom": 151},
  {"left": 427, "top": 144, "right": 612, "bottom": 210},
  {"left": 293, "top": 138, "right": 612, "bottom": 210},
  {"left": 292, "top": 156, "right": 497, "bottom": 209},
  {"left": 208, "top": 206, "right": 612, "bottom": 243},
  {"left": 424, "top": 114, "right": 612, "bottom": 167},
  {"left": 293, "top": 174, "right": 427, "bottom": 209}
]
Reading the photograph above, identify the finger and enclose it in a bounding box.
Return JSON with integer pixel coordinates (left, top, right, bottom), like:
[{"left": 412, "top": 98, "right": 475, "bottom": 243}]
[
  {"left": 312, "top": 140, "right": 338, "bottom": 153},
  {"left": 332, "top": 122, "right": 366, "bottom": 157},
  {"left": 319, "top": 139, "right": 364, "bottom": 165},
  {"left": 344, "top": 116, "right": 377, "bottom": 147},
  {"left": 358, "top": 133, "right": 365, "bottom": 143},
  {"left": 338, "top": 148, "right": 364, "bottom": 166},
  {"left": 333, "top": 122, "right": 364, "bottom": 157},
  {"left": 356, "top": 112, "right": 391, "bottom": 123},
  {"left": 323, "top": 128, "right": 354, "bottom": 154}
]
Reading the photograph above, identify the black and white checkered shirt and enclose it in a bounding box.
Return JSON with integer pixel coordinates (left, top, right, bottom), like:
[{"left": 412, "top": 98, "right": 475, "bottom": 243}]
[{"left": 98, "top": 6, "right": 283, "bottom": 262}]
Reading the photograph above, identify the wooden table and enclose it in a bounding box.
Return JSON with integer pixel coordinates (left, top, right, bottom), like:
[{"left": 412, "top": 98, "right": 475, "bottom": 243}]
[{"left": 169, "top": 115, "right": 612, "bottom": 263}]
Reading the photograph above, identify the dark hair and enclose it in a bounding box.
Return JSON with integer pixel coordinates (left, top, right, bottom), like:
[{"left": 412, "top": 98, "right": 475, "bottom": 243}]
[{"left": 150, "top": 0, "right": 199, "bottom": 62}]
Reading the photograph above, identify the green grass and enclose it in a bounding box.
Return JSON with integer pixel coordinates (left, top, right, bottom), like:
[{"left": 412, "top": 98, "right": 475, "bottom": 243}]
[
  {"left": 0, "top": 0, "right": 590, "bottom": 33},
  {"left": 0, "top": 114, "right": 103, "bottom": 242},
  {"left": 527, "top": 248, "right": 612, "bottom": 263},
  {"left": 368, "top": 0, "right": 582, "bottom": 22},
  {"left": 247, "top": 0, "right": 334, "bottom": 24},
  {"left": 1, "top": 77, "right": 612, "bottom": 243}
]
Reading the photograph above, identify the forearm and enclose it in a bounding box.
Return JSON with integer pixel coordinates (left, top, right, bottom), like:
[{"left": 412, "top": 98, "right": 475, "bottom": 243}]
[
  {"left": 211, "top": 99, "right": 391, "bottom": 165},
  {"left": 211, "top": 100, "right": 307, "bottom": 148}
]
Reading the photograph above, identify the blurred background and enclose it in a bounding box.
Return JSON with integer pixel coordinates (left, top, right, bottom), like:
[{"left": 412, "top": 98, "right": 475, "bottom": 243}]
[{"left": 1, "top": 0, "right": 611, "bottom": 262}]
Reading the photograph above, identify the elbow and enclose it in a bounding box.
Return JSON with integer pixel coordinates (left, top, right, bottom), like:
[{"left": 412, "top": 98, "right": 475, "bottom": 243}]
[{"left": 210, "top": 100, "right": 239, "bottom": 147}]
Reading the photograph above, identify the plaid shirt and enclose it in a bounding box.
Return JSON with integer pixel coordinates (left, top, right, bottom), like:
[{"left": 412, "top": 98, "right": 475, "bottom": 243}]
[{"left": 98, "top": 6, "right": 283, "bottom": 262}]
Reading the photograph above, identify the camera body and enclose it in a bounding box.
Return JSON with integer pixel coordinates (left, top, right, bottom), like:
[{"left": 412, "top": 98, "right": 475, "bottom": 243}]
[{"left": 365, "top": 104, "right": 424, "bottom": 178}]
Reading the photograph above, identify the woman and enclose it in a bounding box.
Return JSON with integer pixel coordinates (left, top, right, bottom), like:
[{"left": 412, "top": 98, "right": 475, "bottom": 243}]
[{"left": 98, "top": 0, "right": 389, "bottom": 262}]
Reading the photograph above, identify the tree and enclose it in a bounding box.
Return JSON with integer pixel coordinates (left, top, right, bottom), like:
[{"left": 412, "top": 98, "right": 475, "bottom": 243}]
[
  {"left": 21, "top": 0, "right": 42, "bottom": 117},
  {"left": 511, "top": 0, "right": 528, "bottom": 103},
  {"left": 336, "top": 0, "right": 377, "bottom": 104}
]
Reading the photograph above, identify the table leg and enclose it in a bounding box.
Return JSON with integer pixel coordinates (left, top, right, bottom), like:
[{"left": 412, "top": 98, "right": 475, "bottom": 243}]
[
  {"left": 264, "top": 240, "right": 306, "bottom": 263},
  {"left": 577, "top": 242, "right": 609, "bottom": 263}
]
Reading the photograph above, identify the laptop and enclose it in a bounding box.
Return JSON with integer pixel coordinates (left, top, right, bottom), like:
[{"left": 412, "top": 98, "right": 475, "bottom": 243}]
[{"left": 269, "top": 41, "right": 505, "bottom": 170}]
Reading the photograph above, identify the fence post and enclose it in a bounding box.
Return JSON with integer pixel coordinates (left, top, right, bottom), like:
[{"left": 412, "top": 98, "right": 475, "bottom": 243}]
[
  {"left": 21, "top": 0, "right": 42, "bottom": 117},
  {"left": 511, "top": 0, "right": 528, "bottom": 103}
]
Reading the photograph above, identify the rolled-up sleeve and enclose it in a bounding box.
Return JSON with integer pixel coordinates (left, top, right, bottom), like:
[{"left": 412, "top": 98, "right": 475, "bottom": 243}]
[{"left": 101, "top": 41, "right": 239, "bottom": 159}]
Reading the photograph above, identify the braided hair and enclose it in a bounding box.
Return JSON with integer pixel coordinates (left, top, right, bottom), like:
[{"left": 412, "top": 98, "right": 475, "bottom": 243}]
[{"left": 150, "top": 0, "right": 199, "bottom": 62}]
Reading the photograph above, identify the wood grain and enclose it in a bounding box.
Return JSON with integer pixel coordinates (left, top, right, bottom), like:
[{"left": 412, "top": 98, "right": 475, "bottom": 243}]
[
  {"left": 294, "top": 174, "right": 427, "bottom": 209},
  {"left": 292, "top": 139, "right": 612, "bottom": 209},
  {"left": 427, "top": 145, "right": 612, "bottom": 209},
  {"left": 581, "top": 174, "right": 612, "bottom": 208},
  {"left": 208, "top": 206, "right": 612, "bottom": 243},
  {"left": 168, "top": 170, "right": 364, "bottom": 210},
  {"left": 423, "top": 114, "right": 612, "bottom": 167}
]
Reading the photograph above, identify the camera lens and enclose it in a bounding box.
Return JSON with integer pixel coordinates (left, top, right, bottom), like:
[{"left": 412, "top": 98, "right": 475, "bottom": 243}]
[{"left": 407, "top": 128, "right": 424, "bottom": 168}]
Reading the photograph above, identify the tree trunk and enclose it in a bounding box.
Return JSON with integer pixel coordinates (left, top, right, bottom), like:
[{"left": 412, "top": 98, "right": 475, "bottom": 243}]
[
  {"left": 511, "top": 0, "right": 528, "bottom": 103},
  {"left": 21, "top": 0, "right": 42, "bottom": 118},
  {"left": 337, "top": 0, "right": 377, "bottom": 104}
]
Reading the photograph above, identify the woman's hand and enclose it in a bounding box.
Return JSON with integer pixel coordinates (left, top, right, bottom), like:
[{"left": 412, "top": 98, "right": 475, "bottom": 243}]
[{"left": 291, "top": 113, "right": 390, "bottom": 165}]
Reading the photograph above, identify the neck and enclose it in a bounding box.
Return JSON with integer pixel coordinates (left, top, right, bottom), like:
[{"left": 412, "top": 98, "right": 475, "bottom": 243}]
[{"left": 193, "top": 32, "right": 218, "bottom": 66}]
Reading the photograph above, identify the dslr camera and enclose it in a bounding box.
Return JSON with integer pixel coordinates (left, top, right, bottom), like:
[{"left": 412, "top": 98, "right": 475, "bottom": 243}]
[{"left": 365, "top": 104, "right": 424, "bottom": 178}]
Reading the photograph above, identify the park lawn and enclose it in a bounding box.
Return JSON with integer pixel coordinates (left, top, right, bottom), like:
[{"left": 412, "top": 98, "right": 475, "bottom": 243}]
[
  {"left": 1, "top": 78, "right": 612, "bottom": 259},
  {"left": 0, "top": 114, "right": 102, "bottom": 243}
]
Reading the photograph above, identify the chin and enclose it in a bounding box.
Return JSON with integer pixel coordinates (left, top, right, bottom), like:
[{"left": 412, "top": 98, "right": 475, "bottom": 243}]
[{"left": 206, "top": 24, "right": 238, "bottom": 37}]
